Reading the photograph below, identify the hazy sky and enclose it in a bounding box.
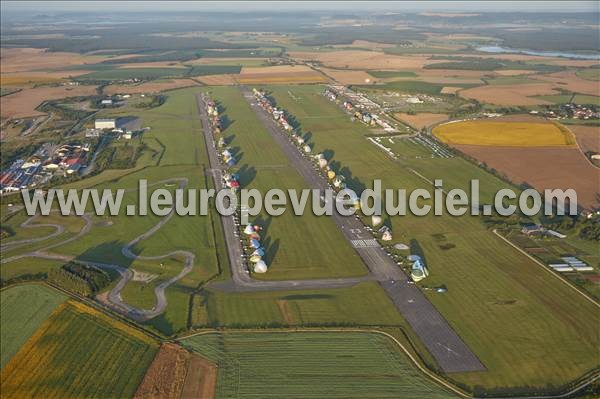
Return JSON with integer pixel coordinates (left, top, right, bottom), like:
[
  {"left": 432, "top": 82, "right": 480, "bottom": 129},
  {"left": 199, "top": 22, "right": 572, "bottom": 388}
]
[{"left": 3, "top": 1, "right": 599, "bottom": 13}]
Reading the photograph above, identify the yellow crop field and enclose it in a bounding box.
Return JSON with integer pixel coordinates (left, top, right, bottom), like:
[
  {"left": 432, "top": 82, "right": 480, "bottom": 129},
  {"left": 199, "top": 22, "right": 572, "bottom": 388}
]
[
  {"left": 1, "top": 300, "right": 157, "bottom": 398},
  {"left": 433, "top": 120, "right": 576, "bottom": 147}
]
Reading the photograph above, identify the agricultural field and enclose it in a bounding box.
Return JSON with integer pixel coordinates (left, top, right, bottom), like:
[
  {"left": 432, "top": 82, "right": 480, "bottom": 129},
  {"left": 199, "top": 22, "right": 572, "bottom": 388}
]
[
  {"left": 236, "top": 65, "right": 327, "bottom": 84},
  {"left": 76, "top": 67, "right": 188, "bottom": 81},
  {"left": 181, "top": 331, "right": 457, "bottom": 399},
  {"left": 0, "top": 284, "right": 66, "bottom": 368},
  {"left": 452, "top": 144, "right": 600, "bottom": 210},
  {"left": 1, "top": 299, "right": 158, "bottom": 398},
  {"left": 432, "top": 120, "right": 575, "bottom": 147},
  {"left": 394, "top": 112, "right": 448, "bottom": 129},
  {"left": 208, "top": 85, "right": 367, "bottom": 280},
  {"left": 266, "top": 84, "right": 600, "bottom": 392},
  {"left": 0, "top": 84, "right": 98, "bottom": 118},
  {"left": 134, "top": 343, "right": 191, "bottom": 399}
]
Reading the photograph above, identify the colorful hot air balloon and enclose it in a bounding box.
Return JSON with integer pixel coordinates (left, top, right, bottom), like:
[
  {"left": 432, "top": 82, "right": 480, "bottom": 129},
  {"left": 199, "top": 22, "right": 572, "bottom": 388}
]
[
  {"left": 327, "top": 170, "right": 336, "bottom": 180},
  {"left": 254, "top": 260, "right": 268, "bottom": 273}
]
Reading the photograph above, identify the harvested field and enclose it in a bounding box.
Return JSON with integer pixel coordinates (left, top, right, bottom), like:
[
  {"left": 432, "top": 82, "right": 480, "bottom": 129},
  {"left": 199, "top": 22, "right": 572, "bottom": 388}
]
[
  {"left": 134, "top": 343, "right": 190, "bottom": 399},
  {"left": 495, "top": 69, "right": 539, "bottom": 76},
  {"left": 193, "top": 74, "right": 237, "bottom": 85},
  {"left": 454, "top": 144, "right": 600, "bottom": 210},
  {"left": 289, "top": 50, "right": 432, "bottom": 70},
  {"left": 240, "top": 65, "right": 315, "bottom": 75},
  {"left": 532, "top": 71, "right": 600, "bottom": 96},
  {"left": 0, "top": 47, "right": 106, "bottom": 73},
  {"left": 1, "top": 85, "right": 97, "bottom": 118},
  {"left": 568, "top": 125, "right": 600, "bottom": 154},
  {"left": 321, "top": 68, "right": 377, "bottom": 84},
  {"left": 104, "top": 78, "right": 199, "bottom": 95},
  {"left": 1, "top": 71, "right": 89, "bottom": 86},
  {"left": 440, "top": 86, "right": 462, "bottom": 94},
  {"left": 459, "top": 83, "right": 558, "bottom": 106},
  {"left": 395, "top": 112, "right": 448, "bottom": 129},
  {"left": 332, "top": 40, "right": 396, "bottom": 49},
  {"left": 180, "top": 354, "right": 217, "bottom": 399},
  {"left": 237, "top": 65, "right": 326, "bottom": 83},
  {"left": 433, "top": 120, "right": 575, "bottom": 147}
]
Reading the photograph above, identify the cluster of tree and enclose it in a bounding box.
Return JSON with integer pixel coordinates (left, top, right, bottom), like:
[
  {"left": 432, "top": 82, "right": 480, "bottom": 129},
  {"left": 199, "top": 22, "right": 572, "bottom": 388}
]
[
  {"left": 134, "top": 95, "right": 167, "bottom": 109},
  {"left": 579, "top": 218, "right": 600, "bottom": 241},
  {"left": 48, "top": 262, "right": 112, "bottom": 297}
]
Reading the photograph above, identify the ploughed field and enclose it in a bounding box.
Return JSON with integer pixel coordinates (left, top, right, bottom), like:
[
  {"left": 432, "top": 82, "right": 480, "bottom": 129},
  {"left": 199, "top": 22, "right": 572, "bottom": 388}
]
[
  {"left": 181, "top": 331, "right": 457, "bottom": 399},
  {"left": 264, "top": 84, "right": 600, "bottom": 393},
  {"left": 433, "top": 119, "right": 599, "bottom": 210}
]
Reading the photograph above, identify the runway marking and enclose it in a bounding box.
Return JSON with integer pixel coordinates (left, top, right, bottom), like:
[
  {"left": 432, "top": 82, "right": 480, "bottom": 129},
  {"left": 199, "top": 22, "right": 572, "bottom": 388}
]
[{"left": 351, "top": 239, "right": 379, "bottom": 248}]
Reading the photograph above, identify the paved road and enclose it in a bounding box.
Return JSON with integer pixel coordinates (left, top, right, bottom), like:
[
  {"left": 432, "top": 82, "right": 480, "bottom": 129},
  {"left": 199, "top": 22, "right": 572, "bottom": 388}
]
[
  {"left": 1, "top": 179, "right": 195, "bottom": 322},
  {"left": 237, "top": 86, "right": 485, "bottom": 373},
  {"left": 196, "top": 93, "right": 373, "bottom": 292}
]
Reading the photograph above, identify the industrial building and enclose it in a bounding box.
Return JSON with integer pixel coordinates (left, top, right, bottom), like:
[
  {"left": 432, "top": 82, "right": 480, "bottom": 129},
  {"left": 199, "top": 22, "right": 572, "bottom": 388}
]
[{"left": 94, "top": 118, "right": 116, "bottom": 130}]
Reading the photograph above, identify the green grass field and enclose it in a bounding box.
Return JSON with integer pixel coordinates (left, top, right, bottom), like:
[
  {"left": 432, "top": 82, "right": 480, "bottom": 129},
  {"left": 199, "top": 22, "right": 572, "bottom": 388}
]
[
  {"left": 208, "top": 86, "right": 367, "bottom": 280},
  {"left": 266, "top": 84, "right": 600, "bottom": 393},
  {"left": 0, "top": 300, "right": 157, "bottom": 398},
  {"left": 181, "top": 331, "right": 457, "bottom": 398},
  {"left": 192, "top": 282, "right": 406, "bottom": 328},
  {"left": 576, "top": 67, "right": 600, "bottom": 81},
  {"left": 0, "top": 284, "right": 66, "bottom": 368},
  {"left": 189, "top": 65, "right": 242, "bottom": 76}
]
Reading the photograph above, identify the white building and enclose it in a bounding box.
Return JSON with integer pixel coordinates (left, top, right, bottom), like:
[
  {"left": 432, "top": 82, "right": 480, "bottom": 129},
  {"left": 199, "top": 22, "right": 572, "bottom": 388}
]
[{"left": 94, "top": 118, "right": 116, "bottom": 129}]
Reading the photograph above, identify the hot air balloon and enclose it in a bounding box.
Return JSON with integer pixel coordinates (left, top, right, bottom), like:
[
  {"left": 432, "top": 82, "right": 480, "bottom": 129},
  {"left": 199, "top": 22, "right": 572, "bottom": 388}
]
[
  {"left": 244, "top": 225, "right": 255, "bottom": 235},
  {"left": 303, "top": 145, "right": 311, "bottom": 153},
  {"left": 249, "top": 233, "right": 261, "bottom": 241},
  {"left": 382, "top": 230, "right": 393, "bottom": 241},
  {"left": 333, "top": 176, "right": 345, "bottom": 188},
  {"left": 254, "top": 260, "right": 268, "bottom": 273},
  {"left": 371, "top": 215, "right": 382, "bottom": 226},
  {"left": 250, "top": 255, "right": 262, "bottom": 263},
  {"left": 319, "top": 158, "right": 328, "bottom": 168},
  {"left": 327, "top": 170, "right": 336, "bottom": 180},
  {"left": 250, "top": 239, "right": 261, "bottom": 249},
  {"left": 252, "top": 248, "right": 265, "bottom": 257},
  {"left": 297, "top": 137, "right": 305, "bottom": 145}
]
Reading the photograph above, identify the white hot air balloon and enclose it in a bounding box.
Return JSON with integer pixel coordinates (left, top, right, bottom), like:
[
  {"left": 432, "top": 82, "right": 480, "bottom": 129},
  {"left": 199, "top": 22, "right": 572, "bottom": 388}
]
[
  {"left": 371, "top": 215, "right": 382, "bottom": 226},
  {"left": 254, "top": 260, "right": 268, "bottom": 273},
  {"left": 303, "top": 145, "right": 311, "bottom": 153},
  {"left": 243, "top": 225, "right": 255, "bottom": 235},
  {"left": 319, "top": 158, "right": 328, "bottom": 168}
]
